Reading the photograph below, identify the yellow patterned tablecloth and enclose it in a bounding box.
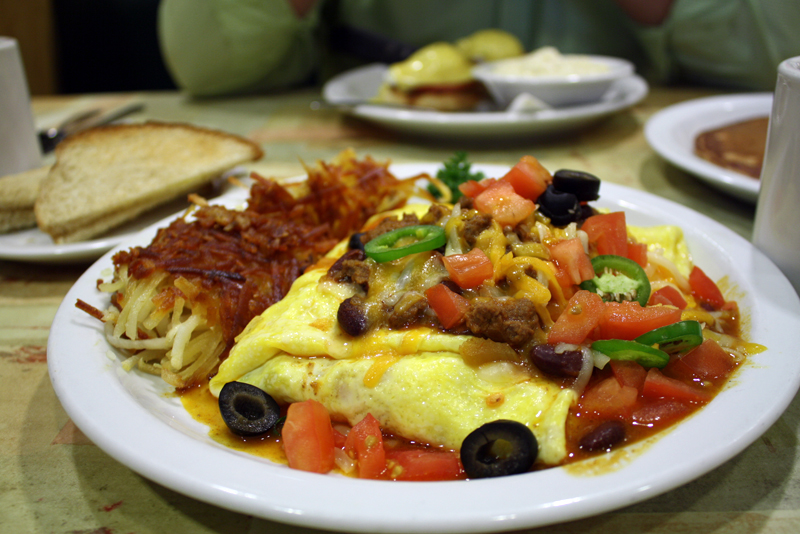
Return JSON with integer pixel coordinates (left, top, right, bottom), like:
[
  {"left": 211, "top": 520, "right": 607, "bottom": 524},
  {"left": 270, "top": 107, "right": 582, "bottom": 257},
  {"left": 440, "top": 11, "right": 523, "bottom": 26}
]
[{"left": 4, "top": 86, "right": 797, "bottom": 534}]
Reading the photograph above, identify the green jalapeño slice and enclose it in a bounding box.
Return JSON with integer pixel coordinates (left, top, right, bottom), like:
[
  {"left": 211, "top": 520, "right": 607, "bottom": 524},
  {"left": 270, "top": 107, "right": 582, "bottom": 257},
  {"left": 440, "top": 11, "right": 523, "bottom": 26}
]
[
  {"left": 591, "top": 339, "right": 669, "bottom": 368},
  {"left": 635, "top": 320, "right": 704, "bottom": 354},
  {"left": 580, "top": 255, "right": 651, "bottom": 306},
  {"left": 364, "top": 225, "right": 447, "bottom": 263}
]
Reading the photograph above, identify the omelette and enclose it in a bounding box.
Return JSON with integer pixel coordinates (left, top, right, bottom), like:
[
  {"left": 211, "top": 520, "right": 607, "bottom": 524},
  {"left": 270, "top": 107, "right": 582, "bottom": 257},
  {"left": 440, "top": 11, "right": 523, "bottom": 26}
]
[{"left": 210, "top": 176, "right": 702, "bottom": 469}]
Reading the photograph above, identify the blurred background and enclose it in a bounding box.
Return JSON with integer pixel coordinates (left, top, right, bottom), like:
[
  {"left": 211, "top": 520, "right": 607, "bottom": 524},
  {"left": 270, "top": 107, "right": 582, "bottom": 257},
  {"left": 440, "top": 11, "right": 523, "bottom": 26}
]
[{"left": 0, "top": 0, "right": 176, "bottom": 95}]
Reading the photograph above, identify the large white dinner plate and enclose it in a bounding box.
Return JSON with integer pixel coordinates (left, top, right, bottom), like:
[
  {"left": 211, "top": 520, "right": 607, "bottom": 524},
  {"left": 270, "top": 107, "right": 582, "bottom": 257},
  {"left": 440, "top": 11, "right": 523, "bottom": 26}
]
[
  {"left": 48, "top": 163, "right": 800, "bottom": 533},
  {"left": 323, "top": 64, "right": 648, "bottom": 139},
  {"left": 645, "top": 93, "right": 771, "bottom": 204},
  {"left": 0, "top": 176, "right": 246, "bottom": 263}
]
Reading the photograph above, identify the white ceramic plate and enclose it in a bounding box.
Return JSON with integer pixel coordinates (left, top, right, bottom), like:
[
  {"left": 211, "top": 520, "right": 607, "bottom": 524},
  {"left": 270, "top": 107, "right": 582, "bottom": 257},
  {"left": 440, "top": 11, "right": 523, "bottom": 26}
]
[
  {"left": 0, "top": 177, "right": 245, "bottom": 263},
  {"left": 48, "top": 163, "right": 800, "bottom": 533},
  {"left": 645, "top": 93, "right": 771, "bottom": 204},
  {"left": 323, "top": 64, "right": 648, "bottom": 139}
]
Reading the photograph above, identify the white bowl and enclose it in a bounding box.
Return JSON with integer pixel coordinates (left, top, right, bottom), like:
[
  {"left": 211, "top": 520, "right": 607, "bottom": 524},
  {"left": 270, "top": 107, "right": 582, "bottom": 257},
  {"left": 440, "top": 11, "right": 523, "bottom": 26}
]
[{"left": 473, "top": 54, "right": 635, "bottom": 108}]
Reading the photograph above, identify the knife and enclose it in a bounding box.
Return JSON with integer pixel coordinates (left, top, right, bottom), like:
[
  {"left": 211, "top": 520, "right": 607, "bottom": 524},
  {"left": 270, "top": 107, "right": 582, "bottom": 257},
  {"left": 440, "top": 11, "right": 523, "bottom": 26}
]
[{"left": 38, "top": 101, "right": 145, "bottom": 154}]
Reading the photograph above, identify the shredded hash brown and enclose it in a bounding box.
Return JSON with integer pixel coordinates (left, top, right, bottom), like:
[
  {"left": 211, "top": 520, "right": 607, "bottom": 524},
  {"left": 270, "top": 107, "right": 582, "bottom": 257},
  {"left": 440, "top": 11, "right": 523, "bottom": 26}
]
[{"left": 77, "top": 150, "right": 423, "bottom": 388}]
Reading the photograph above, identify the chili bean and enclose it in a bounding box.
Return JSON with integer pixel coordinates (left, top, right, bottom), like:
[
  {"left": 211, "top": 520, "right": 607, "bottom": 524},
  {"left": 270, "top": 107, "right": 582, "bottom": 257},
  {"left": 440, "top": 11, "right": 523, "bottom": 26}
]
[
  {"left": 578, "top": 420, "right": 626, "bottom": 452},
  {"left": 529, "top": 344, "right": 583, "bottom": 377},
  {"left": 338, "top": 296, "right": 368, "bottom": 336}
]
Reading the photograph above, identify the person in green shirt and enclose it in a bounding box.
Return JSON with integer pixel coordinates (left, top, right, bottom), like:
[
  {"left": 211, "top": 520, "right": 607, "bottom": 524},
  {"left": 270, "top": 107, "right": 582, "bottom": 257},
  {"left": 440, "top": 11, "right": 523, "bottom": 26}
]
[{"left": 157, "top": 0, "right": 800, "bottom": 97}]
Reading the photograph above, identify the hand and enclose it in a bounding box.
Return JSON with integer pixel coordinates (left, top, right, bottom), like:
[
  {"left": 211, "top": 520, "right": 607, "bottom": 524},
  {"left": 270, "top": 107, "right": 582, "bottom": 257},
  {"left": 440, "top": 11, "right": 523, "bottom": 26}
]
[{"left": 613, "top": 0, "right": 675, "bottom": 26}]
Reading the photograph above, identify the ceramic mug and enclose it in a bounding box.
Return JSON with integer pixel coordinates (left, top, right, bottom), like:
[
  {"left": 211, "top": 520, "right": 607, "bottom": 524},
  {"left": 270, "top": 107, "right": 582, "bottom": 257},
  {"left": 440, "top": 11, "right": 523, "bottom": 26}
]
[
  {"left": 753, "top": 56, "right": 800, "bottom": 295},
  {"left": 0, "top": 37, "right": 42, "bottom": 177}
]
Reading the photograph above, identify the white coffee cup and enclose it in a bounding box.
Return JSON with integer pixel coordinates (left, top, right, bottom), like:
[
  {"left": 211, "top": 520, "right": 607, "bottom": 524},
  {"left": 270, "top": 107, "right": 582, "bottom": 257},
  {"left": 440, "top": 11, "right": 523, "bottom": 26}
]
[
  {"left": 753, "top": 56, "right": 800, "bottom": 295},
  {"left": 0, "top": 37, "right": 42, "bottom": 177}
]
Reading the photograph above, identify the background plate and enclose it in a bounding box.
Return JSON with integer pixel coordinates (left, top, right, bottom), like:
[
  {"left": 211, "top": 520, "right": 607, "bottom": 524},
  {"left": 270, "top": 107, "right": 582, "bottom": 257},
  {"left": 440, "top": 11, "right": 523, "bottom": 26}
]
[
  {"left": 48, "top": 163, "right": 800, "bottom": 533},
  {"left": 0, "top": 176, "right": 245, "bottom": 263},
  {"left": 323, "top": 65, "right": 648, "bottom": 139},
  {"left": 645, "top": 93, "right": 771, "bottom": 204}
]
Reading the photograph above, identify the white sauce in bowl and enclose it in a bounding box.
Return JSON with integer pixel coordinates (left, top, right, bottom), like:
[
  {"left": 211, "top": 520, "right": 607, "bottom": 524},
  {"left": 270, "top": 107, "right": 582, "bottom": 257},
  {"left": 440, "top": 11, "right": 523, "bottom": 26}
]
[{"left": 492, "top": 47, "right": 610, "bottom": 78}]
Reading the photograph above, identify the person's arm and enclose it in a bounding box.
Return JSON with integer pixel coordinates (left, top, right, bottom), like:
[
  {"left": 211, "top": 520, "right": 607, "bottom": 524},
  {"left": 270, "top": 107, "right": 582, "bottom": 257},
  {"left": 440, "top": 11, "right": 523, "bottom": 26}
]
[
  {"left": 623, "top": 0, "right": 800, "bottom": 90},
  {"left": 613, "top": 0, "right": 674, "bottom": 26},
  {"left": 158, "top": 0, "right": 321, "bottom": 96}
]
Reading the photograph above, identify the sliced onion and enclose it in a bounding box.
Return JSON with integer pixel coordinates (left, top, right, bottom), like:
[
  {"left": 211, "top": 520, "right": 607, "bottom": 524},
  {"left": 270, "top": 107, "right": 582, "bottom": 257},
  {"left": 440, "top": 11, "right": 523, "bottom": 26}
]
[
  {"left": 592, "top": 349, "right": 611, "bottom": 369},
  {"left": 647, "top": 251, "right": 691, "bottom": 293},
  {"left": 572, "top": 346, "right": 595, "bottom": 394},
  {"left": 334, "top": 447, "right": 356, "bottom": 474}
]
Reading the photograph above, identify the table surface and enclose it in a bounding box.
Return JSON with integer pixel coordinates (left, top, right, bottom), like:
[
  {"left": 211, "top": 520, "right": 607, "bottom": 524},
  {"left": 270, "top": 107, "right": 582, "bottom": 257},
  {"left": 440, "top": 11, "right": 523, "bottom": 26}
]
[{"left": 4, "top": 85, "right": 797, "bottom": 534}]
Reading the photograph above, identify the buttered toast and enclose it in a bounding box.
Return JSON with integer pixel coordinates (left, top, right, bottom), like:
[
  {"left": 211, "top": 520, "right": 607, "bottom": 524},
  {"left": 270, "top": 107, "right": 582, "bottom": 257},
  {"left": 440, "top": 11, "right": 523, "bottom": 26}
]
[
  {"left": 35, "top": 122, "right": 263, "bottom": 243},
  {"left": 0, "top": 165, "right": 51, "bottom": 233}
]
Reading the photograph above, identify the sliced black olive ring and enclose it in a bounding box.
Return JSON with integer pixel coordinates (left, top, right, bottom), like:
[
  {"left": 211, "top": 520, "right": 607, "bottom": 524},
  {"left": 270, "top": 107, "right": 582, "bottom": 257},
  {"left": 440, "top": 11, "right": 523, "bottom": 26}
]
[
  {"left": 552, "top": 169, "right": 601, "bottom": 202},
  {"left": 537, "top": 184, "right": 580, "bottom": 227},
  {"left": 218, "top": 382, "right": 281, "bottom": 436},
  {"left": 460, "top": 420, "right": 538, "bottom": 478}
]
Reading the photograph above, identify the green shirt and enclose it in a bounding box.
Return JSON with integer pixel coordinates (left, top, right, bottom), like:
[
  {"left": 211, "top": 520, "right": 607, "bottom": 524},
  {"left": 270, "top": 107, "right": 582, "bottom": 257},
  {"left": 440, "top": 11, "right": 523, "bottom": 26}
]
[{"left": 157, "top": 0, "right": 800, "bottom": 96}]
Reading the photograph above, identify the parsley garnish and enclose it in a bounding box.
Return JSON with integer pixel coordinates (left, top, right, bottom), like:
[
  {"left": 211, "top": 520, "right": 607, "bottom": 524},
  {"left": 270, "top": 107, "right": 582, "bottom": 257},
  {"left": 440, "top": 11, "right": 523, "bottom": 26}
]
[{"left": 428, "top": 152, "right": 484, "bottom": 202}]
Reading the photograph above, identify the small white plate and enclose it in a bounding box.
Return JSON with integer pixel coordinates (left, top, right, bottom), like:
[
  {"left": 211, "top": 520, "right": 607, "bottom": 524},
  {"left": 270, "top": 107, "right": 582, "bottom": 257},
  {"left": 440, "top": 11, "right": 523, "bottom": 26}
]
[
  {"left": 0, "top": 178, "right": 246, "bottom": 263},
  {"left": 323, "top": 64, "right": 648, "bottom": 139},
  {"left": 645, "top": 93, "right": 771, "bottom": 204},
  {"left": 48, "top": 163, "right": 800, "bottom": 533}
]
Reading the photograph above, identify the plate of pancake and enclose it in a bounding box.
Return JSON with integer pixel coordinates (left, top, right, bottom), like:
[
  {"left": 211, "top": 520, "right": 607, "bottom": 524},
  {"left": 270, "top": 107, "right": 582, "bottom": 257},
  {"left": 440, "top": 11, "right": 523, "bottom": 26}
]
[{"left": 645, "top": 93, "right": 772, "bottom": 204}]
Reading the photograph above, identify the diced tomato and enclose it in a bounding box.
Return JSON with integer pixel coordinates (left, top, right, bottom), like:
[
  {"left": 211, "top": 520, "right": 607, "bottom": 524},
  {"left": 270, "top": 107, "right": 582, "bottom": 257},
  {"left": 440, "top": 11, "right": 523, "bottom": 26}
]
[
  {"left": 385, "top": 449, "right": 465, "bottom": 481},
  {"left": 595, "top": 301, "right": 682, "bottom": 340},
  {"left": 580, "top": 376, "right": 639, "bottom": 418},
  {"left": 426, "top": 283, "right": 470, "bottom": 329},
  {"left": 547, "top": 290, "right": 605, "bottom": 344},
  {"left": 689, "top": 266, "right": 726, "bottom": 309},
  {"left": 664, "top": 339, "right": 735, "bottom": 382},
  {"left": 648, "top": 286, "right": 687, "bottom": 309},
  {"left": 442, "top": 248, "right": 494, "bottom": 289},
  {"left": 610, "top": 360, "right": 647, "bottom": 392},
  {"left": 500, "top": 155, "right": 552, "bottom": 200},
  {"left": 344, "top": 413, "right": 386, "bottom": 479},
  {"left": 282, "top": 400, "right": 336, "bottom": 473},
  {"left": 333, "top": 426, "right": 347, "bottom": 448},
  {"left": 458, "top": 178, "right": 496, "bottom": 199},
  {"left": 474, "top": 180, "right": 536, "bottom": 226},
  {"left": 631, "top": 398, "right": 694, "bottom": 426},
  {"left": 549, "top": 238, "right": 595, "bottom": 286},
  {"left": 641, "top": 368, "right": 712, "bottom": 403},
  {"left": 554, "top": 266, "right": 574, "bottom": 291},
  {"left": 627, "top": 242, "right": 648, "bottom": 268},
  {"left": 581, "top": 212, "right": 628, "bottom": 257}
]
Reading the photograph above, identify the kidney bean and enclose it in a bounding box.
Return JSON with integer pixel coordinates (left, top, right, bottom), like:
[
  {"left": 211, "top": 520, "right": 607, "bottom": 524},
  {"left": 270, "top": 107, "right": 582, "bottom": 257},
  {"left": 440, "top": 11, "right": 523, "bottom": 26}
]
[
  {"left": 578, "top": 420, "right": 626, "bottom": 452},
  {"left": 529, "top": 344, "right": 583, "bottom": 377},
  {"left": 338, "top": 296, "right": 368, "bottom": 336}
]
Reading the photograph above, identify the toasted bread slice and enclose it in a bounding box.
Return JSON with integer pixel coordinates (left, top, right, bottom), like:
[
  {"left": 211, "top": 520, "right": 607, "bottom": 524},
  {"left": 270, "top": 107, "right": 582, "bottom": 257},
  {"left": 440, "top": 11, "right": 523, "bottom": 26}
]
[
  {"left": 35, "top": 122, "right": 263, "bottom": 243},
  {"left": 0, "top": 165, "right": 51, "bottom": 233}
]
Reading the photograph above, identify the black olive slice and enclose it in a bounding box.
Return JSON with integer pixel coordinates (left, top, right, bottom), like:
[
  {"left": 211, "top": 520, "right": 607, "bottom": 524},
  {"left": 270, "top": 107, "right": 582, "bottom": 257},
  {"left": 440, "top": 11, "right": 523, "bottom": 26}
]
[
  {"left": 348, "top": 232, "right": 366, "bottom": 251},
  {"left": 552, "top": 169, "right": 601, "bottom": 201},
  {"left": 537, "top": 185, "right": 580, "bottom": 226},
  {"left": 219, "top": 382, "right": 281, "bottom": 436},
  {"left": 460, "top": 420, "right": 538, "bottom": 478}
]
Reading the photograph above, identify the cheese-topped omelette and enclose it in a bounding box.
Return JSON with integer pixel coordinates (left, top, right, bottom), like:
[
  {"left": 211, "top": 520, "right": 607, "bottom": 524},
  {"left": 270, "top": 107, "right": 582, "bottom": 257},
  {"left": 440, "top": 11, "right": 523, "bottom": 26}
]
[
  {"left": 211, "top": 230, "right": 576, "bottom": 464},
  {"left": 210, "top": 160, "right": 742, "bottom": 473}
]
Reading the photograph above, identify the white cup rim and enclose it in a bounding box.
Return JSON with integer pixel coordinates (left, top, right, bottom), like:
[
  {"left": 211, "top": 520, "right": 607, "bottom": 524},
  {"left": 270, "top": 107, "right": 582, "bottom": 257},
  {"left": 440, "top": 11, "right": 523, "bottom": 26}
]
[
  {"left": 778, "top": 55, "right": 800, "bottom": 81},
  {"left": 0, "top": 36, "right": 18, "bottom": 50}
]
